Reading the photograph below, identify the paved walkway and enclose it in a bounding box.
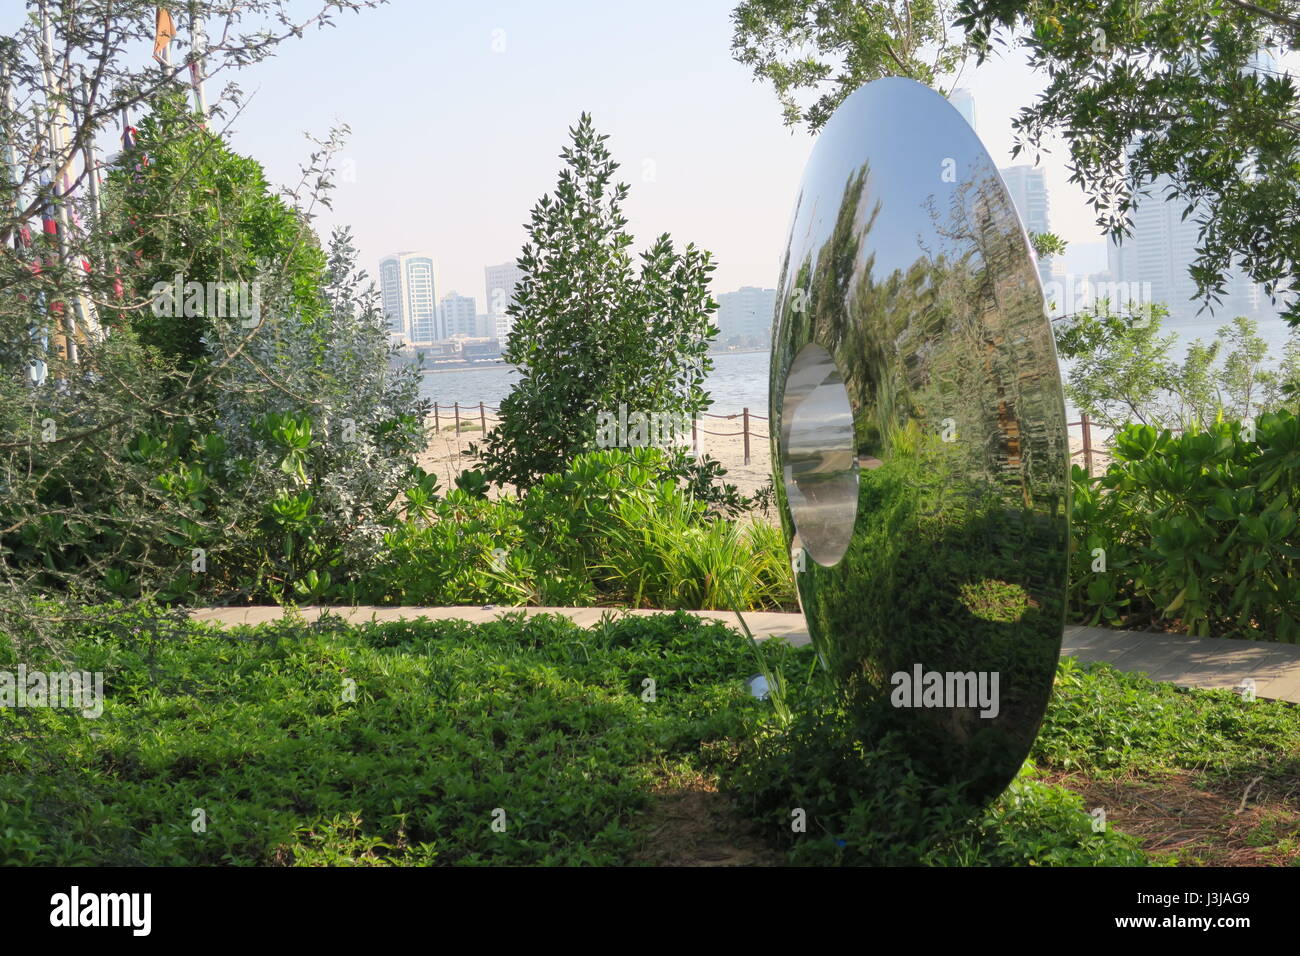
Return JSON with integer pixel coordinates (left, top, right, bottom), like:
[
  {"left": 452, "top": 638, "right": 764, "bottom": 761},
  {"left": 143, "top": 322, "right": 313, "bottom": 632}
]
[{"left": 190, "top": 606, "right": 1300, "bottom": 704}]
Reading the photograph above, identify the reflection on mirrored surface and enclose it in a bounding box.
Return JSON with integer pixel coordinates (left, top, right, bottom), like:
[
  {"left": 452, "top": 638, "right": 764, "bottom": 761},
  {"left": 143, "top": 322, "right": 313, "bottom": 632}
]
[
  {"left": 781, "top": 343, "right": 858, "bottom": 566},
  {"left": 769, "top": 77, "right": 1070, "bottom": 803}
]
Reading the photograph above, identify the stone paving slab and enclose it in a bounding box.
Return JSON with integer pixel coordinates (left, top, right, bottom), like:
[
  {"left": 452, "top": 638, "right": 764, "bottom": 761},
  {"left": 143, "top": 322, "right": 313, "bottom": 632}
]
[
  {"left": 1061, "top": 625, "right": 1300, "bottom": 701},
  {"left": 190, "top": 606, "right": 1300, "bottom": 704}
]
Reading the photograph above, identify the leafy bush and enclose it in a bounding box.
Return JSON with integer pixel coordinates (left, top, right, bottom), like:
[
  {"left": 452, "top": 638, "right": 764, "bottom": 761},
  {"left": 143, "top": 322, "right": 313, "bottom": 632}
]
[
  {"left": 363, "top": 447, "right": 795, "bottom": 611},
  {"left": 195, "top": 228, "right": 428, "bottom": 602},
  {"left": 1055, "top": 306, "right": 1300, "bottom": 431},
  {"left": 1033, "top": 657, "right": 1300, "bottom": 775},
  {"left": 1070, "top": 410, "right": 1299, "bottom": 640},
  {"left": 0, "top": 331, "right": 191, "bottom": 606},
  {"left": 1, "top": 100, "right": 427, "bottom": 626},
  {"left": 18, "top": 230, "right": 428, "bottom": 608},
  {"left": 473, "top": 114, "right": 717, "bottom": 490},
  {"left": 103, "top": 92, "right": 329, "bottom": 369}
]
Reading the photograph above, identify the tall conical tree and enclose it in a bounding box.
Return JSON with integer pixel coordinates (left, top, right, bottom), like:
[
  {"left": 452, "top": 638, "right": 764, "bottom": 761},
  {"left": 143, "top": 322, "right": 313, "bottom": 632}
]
[{"left": 476, "top": 113, "right": 718, "bottom": 488}]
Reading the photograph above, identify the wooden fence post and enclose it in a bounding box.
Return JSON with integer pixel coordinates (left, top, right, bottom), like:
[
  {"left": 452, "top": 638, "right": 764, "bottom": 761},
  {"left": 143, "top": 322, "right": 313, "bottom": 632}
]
[
  {"left": 692, "top": 417, "right": 698, "bottom": 455},
  {"left": 454, "top": 401, "right": 461, "bottom": 436},
  {"left": 1081, "top": 412, "right": 1093, "bottom": 477},
  {"left": 479, "top": 401, "right": 486, "bottom": 433},
  {"left": 433, "top": 402, "right": 439, "bottom": 432},
  {"left": 742, "top": 407, "right": 751, "bottom": 465}
]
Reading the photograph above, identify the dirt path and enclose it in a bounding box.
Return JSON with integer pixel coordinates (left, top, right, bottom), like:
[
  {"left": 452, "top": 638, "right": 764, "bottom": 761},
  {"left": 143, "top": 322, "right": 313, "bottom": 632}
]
[{"left": 632, "top": 769, "right": 782, "bottom": 867}]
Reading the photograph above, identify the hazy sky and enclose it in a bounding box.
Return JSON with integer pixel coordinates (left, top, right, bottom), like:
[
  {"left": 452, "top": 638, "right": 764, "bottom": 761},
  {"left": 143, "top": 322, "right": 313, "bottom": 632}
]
[
  {"left": 202, "top": 0, "right": 1125, "bottom": 300},
  {"left": 13, "top": 0, "right": 1114, "bottom": 301}
]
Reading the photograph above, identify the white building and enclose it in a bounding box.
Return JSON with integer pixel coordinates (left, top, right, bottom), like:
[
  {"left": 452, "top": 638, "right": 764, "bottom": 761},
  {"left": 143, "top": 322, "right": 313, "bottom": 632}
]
[
  {"left": 715, "top": 286, "right": 776, "bottom": 344},
  {"left": 948, "top": 88, "right": 976, "bottom": 132},
  {"left": 379, "top": 252, "right": 439, "bottom": 344},
  {"left": 440, "top": 291, "right": 478, "bottom": 338},
  {"left": 1107, "top": 174, "right": 1264, "bottom": 323},
  {"left": 484, "top": 261, "right": 526, "bottom": 342}
]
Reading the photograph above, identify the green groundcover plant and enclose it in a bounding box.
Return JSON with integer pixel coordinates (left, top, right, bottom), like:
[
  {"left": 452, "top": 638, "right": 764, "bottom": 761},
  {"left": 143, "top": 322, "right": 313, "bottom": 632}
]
[{"left": 6, "top": 603, "right": 1296, "bottom": 866}]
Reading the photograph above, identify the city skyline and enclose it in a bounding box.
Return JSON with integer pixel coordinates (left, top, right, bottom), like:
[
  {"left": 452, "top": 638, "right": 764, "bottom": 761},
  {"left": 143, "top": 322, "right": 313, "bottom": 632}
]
[
  {"left": 998, "top": 163, "right": 1053, "bottom": 288},
  {"left": 6, "top": 2, "right": 1291, "bottom": 322},
  {"left": 110, "top": 1, "right": 1134, "bottom": 305},
  {"left": 385, "top": 247, "right": 777, "bottom": 346}
]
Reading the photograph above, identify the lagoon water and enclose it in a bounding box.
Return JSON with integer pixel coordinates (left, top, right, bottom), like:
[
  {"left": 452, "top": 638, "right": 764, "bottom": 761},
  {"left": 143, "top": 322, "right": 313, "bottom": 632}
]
[
  {"left": 418, "top": 318, "right": 1296, "bottom": 419},
  {"left": 420, "top": 349, "right": 771, "bottom": 417}
]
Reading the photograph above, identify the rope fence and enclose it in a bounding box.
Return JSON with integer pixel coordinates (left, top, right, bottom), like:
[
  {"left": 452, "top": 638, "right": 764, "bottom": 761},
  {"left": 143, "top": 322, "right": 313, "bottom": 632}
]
[
  {"left": 432, "top": 403, "right": 1124, "bottom": 475},
  {"left": 430, "top": 402, "right": 771, "bottom": 464}
]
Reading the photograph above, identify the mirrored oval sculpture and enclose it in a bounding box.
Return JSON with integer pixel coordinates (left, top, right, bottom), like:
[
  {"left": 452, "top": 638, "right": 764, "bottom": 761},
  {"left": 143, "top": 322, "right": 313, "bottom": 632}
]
[{"left": 769, "top": 77, "right": 1070, "bottom": 803}]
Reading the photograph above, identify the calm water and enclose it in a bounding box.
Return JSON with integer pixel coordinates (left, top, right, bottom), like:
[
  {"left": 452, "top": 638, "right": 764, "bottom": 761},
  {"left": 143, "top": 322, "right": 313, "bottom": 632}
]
[
  {"left": 419, "top": 349, "right": 771, "bottom": 417},
  {"left": 419, "top": 319, "right": 1296, "bottom": 419}
]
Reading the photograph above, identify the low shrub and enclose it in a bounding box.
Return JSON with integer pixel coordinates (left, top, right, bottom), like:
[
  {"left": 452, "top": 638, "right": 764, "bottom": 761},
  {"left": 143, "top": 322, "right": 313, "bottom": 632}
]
[
  {"left": 1033, "top": 657, "right": 1300, "bottom": 776},
  {"left": 1069, "top": 409, "right": 1299, "bottom": 640},
  {"left": 363, "top": 447, "right": 795, "bottom": 611},
  {"left": 721, "top": 671, "right": 1152, "bottom": 867}
]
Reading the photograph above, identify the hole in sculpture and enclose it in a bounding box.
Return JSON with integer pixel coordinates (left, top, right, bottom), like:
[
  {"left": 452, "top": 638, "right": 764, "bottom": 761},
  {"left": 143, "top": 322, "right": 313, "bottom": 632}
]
[{"left": 779, "top": 343, "right": 858, "bottom": 566}]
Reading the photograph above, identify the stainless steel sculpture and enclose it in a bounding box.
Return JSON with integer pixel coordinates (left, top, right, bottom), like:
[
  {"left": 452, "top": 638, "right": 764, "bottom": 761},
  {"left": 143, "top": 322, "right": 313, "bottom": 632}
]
[{"left": 769, "top": 78, "right": 1070, "bottom": 802}]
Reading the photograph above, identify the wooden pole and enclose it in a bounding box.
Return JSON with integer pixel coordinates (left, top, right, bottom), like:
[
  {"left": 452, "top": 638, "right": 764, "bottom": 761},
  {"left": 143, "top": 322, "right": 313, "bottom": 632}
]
[
  {"left": 454, "top": 401, "right": 461, "bottom": 436},
  {"left": 742, "top": 407, "right": 751, "bottom": 465},
  {"left": 433, "top": 402, "right": 439, "bottom": 432},
  {"left": 691, "top": 416, "right": 698, "bottom": 455},
  {"left": 479, "top": 401, "right": 486, "bottom": 433},
  {"left": 1081, "top": 412, "right": 1093, "bottom": 477}
]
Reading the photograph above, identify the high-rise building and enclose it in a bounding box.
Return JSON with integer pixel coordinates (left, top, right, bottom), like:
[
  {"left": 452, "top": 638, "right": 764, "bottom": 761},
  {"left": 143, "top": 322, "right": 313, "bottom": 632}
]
[
  {"left": 485, "top": 261, "right": 525, "bottom": 341},
  {"left": 379, "top": 252, "right": 439, "bottom": 344},
  {"left": 1107, "top": 174, "right": 1264, "bottom": 323},
  {"left": 440, "top": 291, "right": 478, "bottom": 338},
  {"left": 715, "top": 286, "right": 777, "bottom": 344},
  {"left": 998, "top": 165, "right": 1052, "bottom": 286},
  {"left": 948, "top": 88, "right": 976, "bottom": 132}
]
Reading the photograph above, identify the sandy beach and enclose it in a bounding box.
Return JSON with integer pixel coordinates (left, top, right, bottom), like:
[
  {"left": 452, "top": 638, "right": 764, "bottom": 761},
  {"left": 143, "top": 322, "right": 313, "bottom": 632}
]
[
  {"left": 417, "top": 412, "right": 1113, "bottom": 504},
  {"left": 416, "top": 410, "right": 776, "bottom": 501}
]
